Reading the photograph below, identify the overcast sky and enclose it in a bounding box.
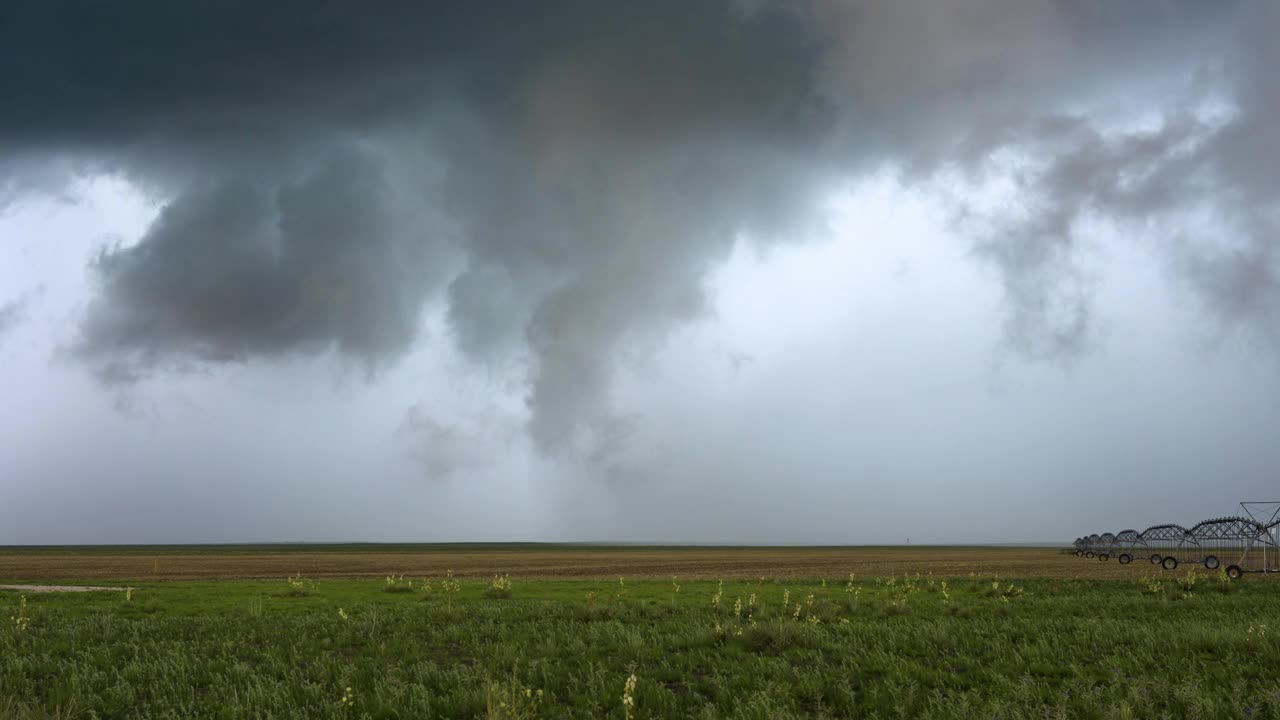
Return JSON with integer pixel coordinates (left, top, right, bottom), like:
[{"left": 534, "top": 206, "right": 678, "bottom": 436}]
[{"left": 2, "top": 1, "right": 1278, "bottom": 544}]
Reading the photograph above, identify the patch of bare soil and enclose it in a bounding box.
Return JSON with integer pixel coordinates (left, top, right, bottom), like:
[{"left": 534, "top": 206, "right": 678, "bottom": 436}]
[
  {"left": 0, "top": 584, "right": 124, "bottom": 593},
  {"left": 0, "top": 547, "right": 1138, "bottom": 581}
]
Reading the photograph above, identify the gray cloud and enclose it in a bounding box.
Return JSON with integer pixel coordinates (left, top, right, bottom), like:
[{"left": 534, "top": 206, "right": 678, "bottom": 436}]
[
  {"left": 400, "top": 403, "right": 522, "bottom": 480},
  {"left": 947, "top": 1, "right": 1279, "bottom": 358},
  {"left": 0, "top": 298, "right": 25, "bottom": 342},
  {"left": 75, "top": 143, "right": 455, "bottom": 376},
  {"left": 0, "top": 0, "right": 1272, "bottom": 460}
]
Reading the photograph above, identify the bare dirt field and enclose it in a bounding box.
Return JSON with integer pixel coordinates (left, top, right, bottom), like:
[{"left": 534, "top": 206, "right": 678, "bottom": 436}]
[
  {"left": 0, "top": 545, "right": 1155, "bottom": 581},
  {"left": 0, "top": 584, "right": 124, "bottom": 592}
]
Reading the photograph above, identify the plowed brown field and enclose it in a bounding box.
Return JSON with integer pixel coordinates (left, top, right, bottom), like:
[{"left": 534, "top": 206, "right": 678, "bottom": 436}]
[{"left": 0, "top": 545, "right": 1151, "bottom": 581}]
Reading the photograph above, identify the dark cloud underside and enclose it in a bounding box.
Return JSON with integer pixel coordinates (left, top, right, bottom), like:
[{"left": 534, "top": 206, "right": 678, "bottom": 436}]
[{"left": 0, "top": 0, "right": 1273, "bottom": 455}]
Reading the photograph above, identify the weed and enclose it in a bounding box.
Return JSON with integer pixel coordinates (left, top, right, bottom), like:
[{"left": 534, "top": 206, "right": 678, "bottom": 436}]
[
  {"left": 1210, "top": 568, "right": 1237, "bottom": 594},
  {"left": 1142, "top": 573, "right": 1164, "bottom": 596},
  {"left": 1176, "top": 568, "right": 1200, "bottom": 594},
  {"left": 10, "top": 595, "right": 28, "bottom": 634},
  {"left": 383, "top": 574, "right": 415, "bottom": 593},
  {"left": 983, "top": 581, "right": 1024, "bottom": 601},
  {"left": 486, "top": 679, "right": 544, "bottom": 719},
  {"left": 484, "top": 574, "right": 514, "bottom": 599},
  {"left": 285, "top": 573, "right": 312, "bottom": 597},
  {"left": 442, "top": 570, "right": 461, "bottom": 611},
  {"left": 621, "top": 670, "right": 637, "bottom": 720}
]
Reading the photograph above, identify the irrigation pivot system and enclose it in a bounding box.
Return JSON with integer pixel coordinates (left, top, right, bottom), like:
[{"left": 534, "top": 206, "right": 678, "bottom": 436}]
[
  {"left": 1068, "top": 501, "right": 1280, "bottom": 579},
  {"left": 1110, "top": 529, "right": 1141, "bottom": 564},
  {"left": 1084, "top": 534, "right": 1102, "bottom": 558},
  {"left": 1138, "top": 524, "right": 1187, "bottom": 568}
]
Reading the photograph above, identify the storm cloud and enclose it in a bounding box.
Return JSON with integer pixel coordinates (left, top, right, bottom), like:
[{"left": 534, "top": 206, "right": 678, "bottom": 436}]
[{"left": 1, "top": 0, "right": 1275, "bottom": 461}]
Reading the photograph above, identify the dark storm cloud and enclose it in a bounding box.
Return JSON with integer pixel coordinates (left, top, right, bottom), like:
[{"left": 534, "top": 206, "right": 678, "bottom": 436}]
[
  {"left": 1, "top": 0, "right": 833, "bottom": 453},
  {"left": 0, "top": 1, "right": 1270, "bottom": 453},
  {"left": 77, "top": 144, "right": 453, "bottom": 373}
]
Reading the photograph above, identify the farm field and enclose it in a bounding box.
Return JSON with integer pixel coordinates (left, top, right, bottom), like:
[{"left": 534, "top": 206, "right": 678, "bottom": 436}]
[
  {"left": 0, "top": 544, "right": 1157, "bottom": 582},
  {"left": 3, "top": 547, "right": 1280, "bottom": 719}
]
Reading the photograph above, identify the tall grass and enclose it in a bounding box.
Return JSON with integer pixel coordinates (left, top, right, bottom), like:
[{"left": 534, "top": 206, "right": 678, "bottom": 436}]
[{"left": 2, "top": 575, "right": 1278, "bottom": 718}]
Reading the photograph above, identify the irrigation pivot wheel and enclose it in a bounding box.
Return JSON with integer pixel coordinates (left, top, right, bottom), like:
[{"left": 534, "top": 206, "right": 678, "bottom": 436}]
[
  {"left": 1119, "top": 553, "right": 1132, "bottom": 564},
  {"left": 1086, "top": 551, "right": 1095, "bottom": 558},
  {"left": 1204, "top": 555, "right": 1220, "bottom": 570},
  {"left": 1226, "top": 565, "right": 1243, "bottom": 580},
  {"left": 1161, "top": 556, "right": 1178, "bottom": 571},
  {"left": 1150, "top": 554, "right": 1162, "bottom": 564}
]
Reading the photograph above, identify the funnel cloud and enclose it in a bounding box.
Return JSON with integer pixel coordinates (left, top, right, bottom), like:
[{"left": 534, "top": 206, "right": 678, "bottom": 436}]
[{"left": 2, "top": 1, "right": 1278, "bottom": 544}]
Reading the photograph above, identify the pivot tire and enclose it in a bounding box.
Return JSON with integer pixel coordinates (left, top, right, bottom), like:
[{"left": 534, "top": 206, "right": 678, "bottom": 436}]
[
  {"left": 1226, "top": 565, "right": 1243, "bottom": 580},
  {"left": 1161, "top": 556, "right": 1178, "bottom": 571},
  {"left": 1086, "top": 551, "right": 1095, "bottom": 558},
  {"left": 1098, "top": 553, "right": 1109, "bottom": 561},
  {"left": 1119, "top": 554, "right": 1132, "bottom": 565},
  {"left": 1204, "top": 555, "right": 1220, "bottom": 571},
  {"left": 1150, "top": 554, "right": 1162, "bottom": 564}
]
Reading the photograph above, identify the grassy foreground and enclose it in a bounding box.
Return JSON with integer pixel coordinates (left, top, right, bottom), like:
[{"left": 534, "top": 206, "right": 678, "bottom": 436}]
[{"left": 2, "top": 572, "right": 1278, "bottom": 719}]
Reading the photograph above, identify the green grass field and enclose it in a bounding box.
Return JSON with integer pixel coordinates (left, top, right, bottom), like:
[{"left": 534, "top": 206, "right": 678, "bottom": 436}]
[{"left": 3, "top": 571, "right": 1278, "bottom": 719}]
